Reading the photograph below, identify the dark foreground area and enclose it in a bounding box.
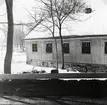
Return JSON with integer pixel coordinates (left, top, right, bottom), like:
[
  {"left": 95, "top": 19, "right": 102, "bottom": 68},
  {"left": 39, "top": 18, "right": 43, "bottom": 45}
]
[
  {"left": 0, "top": 79, "right": 107, "bottom": 98},
  {"left": 0, "top": 79, "right": 107, "bottom": 104}
]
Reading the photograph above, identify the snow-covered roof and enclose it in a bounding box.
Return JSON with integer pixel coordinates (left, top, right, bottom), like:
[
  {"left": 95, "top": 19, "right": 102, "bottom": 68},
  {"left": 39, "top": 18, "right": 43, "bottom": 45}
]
[
  {"left": 24, "top": 29, "right": 107, "bottom": 40},
  {"left": 24, "top": 22, "right": 107, "bottom": 40}
]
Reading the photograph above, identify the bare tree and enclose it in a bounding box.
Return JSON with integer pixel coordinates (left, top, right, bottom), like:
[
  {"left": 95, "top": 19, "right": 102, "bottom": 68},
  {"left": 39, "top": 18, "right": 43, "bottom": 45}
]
[
  {"left": 4, "top": 0, "right": 13, "bottom": 74},
  {"left": 24, "top": 8, "right": 44, "bottom": 35},
  {"left": 40, "top": 0, "right": 59, "bottom": 70},
  {"left": 13, "top": 25, "right": 26, "bottom": 51},
  {"left": 40, "top": 0, "right": 86, "bottom": 69}
]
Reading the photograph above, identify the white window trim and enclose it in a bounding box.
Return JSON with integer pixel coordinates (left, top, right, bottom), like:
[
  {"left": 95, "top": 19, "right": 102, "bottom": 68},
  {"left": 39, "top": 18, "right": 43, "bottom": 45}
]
[{"left": 32, "top": 42, "right": 38, "bottom": 53}]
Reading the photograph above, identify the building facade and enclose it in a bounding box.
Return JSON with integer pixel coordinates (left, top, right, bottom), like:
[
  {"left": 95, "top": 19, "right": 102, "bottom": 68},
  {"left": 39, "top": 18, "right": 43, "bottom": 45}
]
[{"left": 25, "top": 35, "right": 107, "bottom": 68}]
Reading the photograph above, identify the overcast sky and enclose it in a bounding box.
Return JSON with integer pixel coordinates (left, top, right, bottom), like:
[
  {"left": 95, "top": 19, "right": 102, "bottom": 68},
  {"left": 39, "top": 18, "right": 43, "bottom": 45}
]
[
  {"left": 0, "top": 0, "right": 107, "bottom": 40},
  {"left": 102, "top": 0, "right": 107, "bottom": 4},
  {"left": 0, "top": 0, "right": 106, "bottom": 22}
]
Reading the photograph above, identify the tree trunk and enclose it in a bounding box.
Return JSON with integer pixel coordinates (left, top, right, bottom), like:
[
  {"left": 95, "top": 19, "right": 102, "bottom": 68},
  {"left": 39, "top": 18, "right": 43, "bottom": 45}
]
[
  {"left": 51, "top": 0, "right": 58, "bottom": 70},
  {"left": 54, "top": 37, "right": 58, "bottom": 70},
  {"left": 59, "top": 24, "right": 64, "bottom": 69},
  {"left": 4, "top": 0, "right": 13, "bottom": 74}
]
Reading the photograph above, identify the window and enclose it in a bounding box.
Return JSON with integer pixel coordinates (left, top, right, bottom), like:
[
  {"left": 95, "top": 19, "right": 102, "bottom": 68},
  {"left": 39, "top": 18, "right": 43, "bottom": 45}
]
[
  {"left": 105, "top": 42, "right": 107, "bottom": 54},
  {"left": 63, "top": 43, "right": 69, "bottom": 54},
  {"left": 32, "top": 44, "right": 37, "bottom": 52},
  {"left": 82, "top": 42, "right": 91, "bottom": 54},
  {"left": 46, "top": 43, "right": 52, "bottom": 53}
]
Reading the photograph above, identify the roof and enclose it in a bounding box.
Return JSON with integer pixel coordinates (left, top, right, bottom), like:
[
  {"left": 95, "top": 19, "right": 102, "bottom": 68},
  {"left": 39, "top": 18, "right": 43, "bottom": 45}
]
[
  {"left": 25, "top": 33, "right": 107, "bottom": 40},
  {"left": 24, "top": 26, "right": 107, "bottom": 40}
]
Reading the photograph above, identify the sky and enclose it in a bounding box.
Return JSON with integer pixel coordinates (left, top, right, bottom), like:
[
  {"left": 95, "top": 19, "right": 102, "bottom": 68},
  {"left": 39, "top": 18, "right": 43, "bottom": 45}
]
[
  {"left": 0, "top": 0, "right": 107, "bottom": 39},
  {"left": 14, "top": 0, "right": 107, "bottom": 35},
  {"left": 102, "top": 0, "right": 107, "bottom": 4},
  {"left": 71, "top": 0, "right": 107, "bottom": 35},
  {"left": 0, "top": 0, "right": 106, "bottom": 22}
]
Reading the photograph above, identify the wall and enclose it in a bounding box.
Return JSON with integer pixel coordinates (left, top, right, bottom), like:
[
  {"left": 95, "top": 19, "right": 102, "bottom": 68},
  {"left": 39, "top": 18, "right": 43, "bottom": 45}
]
[{"left": 25, "top": 36, "right": 107, "bottom": 66}]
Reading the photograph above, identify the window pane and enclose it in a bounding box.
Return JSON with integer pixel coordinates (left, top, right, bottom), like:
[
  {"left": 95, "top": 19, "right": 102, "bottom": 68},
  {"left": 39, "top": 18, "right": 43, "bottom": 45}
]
[
  {"left": 105, "top": 42, "right": 107, "bottom": 54},
  {"left": 32, "top": 44, "right": 37, "bottom": 52},
  {"left": 63, "top": 43, "right": 69, "bottom": 53},
  {"left": 46, "top": 43, "right": 52, "bottom": 53},
  {"left": 82, "top": 42, "right": 91, "bottom": 54}
]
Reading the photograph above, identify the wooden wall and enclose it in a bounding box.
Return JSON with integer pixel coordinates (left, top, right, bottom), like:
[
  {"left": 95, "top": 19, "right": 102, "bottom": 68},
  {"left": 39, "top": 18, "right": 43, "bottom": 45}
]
[{"left": 25, "top": 37, "right": 107, "bottom": 66}]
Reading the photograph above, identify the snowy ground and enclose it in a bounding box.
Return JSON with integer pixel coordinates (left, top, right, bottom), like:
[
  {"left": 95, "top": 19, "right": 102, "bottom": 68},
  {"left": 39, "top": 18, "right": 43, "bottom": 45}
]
[
  {"left": 0, "top": 48, "right": 79, "bottom": 74},
  {"left": 0, "top": 49, "right": 33, "bottom": 74},
  {"left": 0, "top": 49, "right": 74, "bottom": 74}
]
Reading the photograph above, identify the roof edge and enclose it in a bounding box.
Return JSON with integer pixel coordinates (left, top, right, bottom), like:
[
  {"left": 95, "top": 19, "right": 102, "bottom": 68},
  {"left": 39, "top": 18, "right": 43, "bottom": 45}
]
[{"left": 24, "top": 34, "right": 107, "bottom": 40}]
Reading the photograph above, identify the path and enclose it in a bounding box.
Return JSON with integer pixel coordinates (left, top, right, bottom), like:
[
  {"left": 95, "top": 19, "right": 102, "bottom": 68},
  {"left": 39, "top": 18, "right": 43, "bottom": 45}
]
[{"left": 0, "top": 96, "right": 106, "bottom": 105}]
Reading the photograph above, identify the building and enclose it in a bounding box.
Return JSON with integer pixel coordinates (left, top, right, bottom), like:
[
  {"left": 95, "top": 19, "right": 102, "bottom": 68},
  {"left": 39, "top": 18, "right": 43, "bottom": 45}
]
[{"left": 24, "top": 32, "right": 107, "bottom": 68}]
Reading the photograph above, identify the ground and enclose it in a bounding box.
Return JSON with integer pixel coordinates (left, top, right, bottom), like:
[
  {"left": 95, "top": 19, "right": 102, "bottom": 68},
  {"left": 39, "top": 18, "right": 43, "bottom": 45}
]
[
  {"left": 0, "top": 48, "right": 107, "bottom": 104},
  {"left": 0, "top": 47, "right": 107, "bottom": 74},
  {"left": 0, "top": 48, "right": 79, "bottom": 74},
  {"left": 0, "top": 96, "right": 107, "bottom": 105},
  {"left": 0, "top": 79, "right": 107, "bottom": 104},
  {"left": 0, "top": 48, "right": 33, "bottom": 74}
]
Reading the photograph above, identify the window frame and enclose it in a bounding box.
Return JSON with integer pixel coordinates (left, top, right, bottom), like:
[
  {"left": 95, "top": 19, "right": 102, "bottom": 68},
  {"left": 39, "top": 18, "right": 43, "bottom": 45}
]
[
  {"left": 46, "top": 43, "right": 53, "bottom": 54},
  {"left": 81, "top": 41, "right": 91, "bottom": 54},
  {"left": 32, "top": 43, "right": 38, "bottom": 52},
  {"left": 63, "top": 42, "right": 70, "bottom": 54},
  {"left": 105, "top": 42, "right": 107, "bottom": 54}
]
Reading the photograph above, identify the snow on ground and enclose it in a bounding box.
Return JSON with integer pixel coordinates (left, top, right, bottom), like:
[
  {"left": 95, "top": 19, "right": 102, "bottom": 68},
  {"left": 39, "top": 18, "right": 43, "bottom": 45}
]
[
  {"left": 0, "top": 48, "right": 79, "bottom": 74},
  {"left": 0, "top": 49, "right": 33, "bottom": 74},
  {"left": 0, "top": 49, "right": 56, "bottom": 74},
  {"left": 0, "top": 48, "right": 105, "bottom": 80},
  {"left": 11, "top": 51, "right": 34, "bottom": 74}
]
